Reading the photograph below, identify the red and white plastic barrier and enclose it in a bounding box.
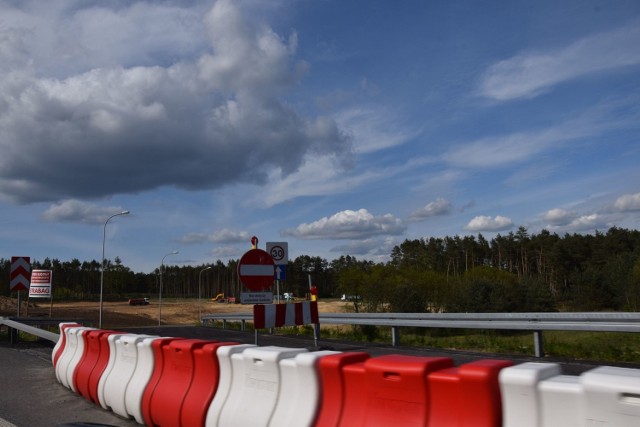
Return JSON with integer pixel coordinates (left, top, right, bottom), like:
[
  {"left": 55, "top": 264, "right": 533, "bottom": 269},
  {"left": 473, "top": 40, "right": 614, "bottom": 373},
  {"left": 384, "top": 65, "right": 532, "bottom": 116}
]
[
  {"left": 253, "top": 301, "right": 319, "bottom": 329},
  {"left": 51, "top": 322, "right": 640, "bottom": 427}
]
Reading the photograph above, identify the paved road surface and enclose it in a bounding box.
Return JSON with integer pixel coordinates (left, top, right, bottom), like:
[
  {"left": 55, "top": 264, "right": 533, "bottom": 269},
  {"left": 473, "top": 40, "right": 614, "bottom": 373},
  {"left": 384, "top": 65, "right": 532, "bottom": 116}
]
[
  {"left": 0, "top": 341, "right": 138, "bottom": 427},
  {"left": 2, "top": 326, "right": 639, "bottom": 426}
]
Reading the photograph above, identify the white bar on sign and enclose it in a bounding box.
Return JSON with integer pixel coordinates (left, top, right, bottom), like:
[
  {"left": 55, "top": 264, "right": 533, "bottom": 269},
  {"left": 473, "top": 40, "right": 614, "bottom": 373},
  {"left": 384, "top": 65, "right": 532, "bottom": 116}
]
[{"left": 240, "top": 265, "right": 274, "bottom": 276}]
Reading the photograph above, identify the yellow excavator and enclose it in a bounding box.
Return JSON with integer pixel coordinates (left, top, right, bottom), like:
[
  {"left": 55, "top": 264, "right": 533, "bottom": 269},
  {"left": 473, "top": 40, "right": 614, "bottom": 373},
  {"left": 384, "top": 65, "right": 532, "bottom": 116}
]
[{"left": 211, "top": 293, "right": 225, "bottom": 302}]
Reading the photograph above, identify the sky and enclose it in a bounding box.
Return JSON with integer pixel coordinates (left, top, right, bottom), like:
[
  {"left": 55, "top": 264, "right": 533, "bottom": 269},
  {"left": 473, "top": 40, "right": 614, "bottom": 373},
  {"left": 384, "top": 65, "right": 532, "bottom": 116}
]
[{"left": 1, "top": 0, "right": 639, "bottom": 274}]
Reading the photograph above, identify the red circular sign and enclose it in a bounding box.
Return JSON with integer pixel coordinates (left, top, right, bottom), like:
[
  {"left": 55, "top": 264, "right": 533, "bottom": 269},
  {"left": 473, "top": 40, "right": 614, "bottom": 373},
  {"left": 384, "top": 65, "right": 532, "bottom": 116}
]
[{"left": 238, "top": 249, "right": 275, "bottom": 291}]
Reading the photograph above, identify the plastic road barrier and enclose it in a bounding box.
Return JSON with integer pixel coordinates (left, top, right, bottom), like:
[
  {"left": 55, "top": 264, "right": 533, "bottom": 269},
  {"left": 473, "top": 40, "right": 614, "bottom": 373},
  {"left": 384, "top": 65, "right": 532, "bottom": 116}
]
[
  {"left": 217, "top": 346, "right": 308, "bottom": 427},
  {"left": 205, "top": 344, "right": 256, "bottom": 427},
  {"left": 428, "top": 359, "right": 513, "bottom": 427},
  {"left": 314, "top": 352, "right": 370, "bottom": 427},
  {"left": 48, "top": 322, "right": 640, "bottom": 427},
  {"left": 52, "top": 322, "right": 81, "bottom": 368},
  {"left": 269, "top": 350, "right": 340, "bottom": 427},
  {"left": 499, "top": 362, "right": 562, "bottom": 427}
]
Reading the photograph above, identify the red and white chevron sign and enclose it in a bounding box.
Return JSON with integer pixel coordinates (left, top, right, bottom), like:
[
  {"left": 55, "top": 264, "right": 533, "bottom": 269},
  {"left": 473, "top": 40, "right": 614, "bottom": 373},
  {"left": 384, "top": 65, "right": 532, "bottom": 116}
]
[
  {"left": 253, "top": 301, "right": 319, "bottom": 329},
  {"left": 10, "top": 256, "right": 31, "bottom": 291}
]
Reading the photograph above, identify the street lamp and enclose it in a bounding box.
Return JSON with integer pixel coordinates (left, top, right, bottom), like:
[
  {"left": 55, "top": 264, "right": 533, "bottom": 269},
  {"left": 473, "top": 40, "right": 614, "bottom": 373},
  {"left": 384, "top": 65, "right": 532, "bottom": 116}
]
[
  {"left": 198, "top": 266, "right": 212, "bottom": 321},
  {"left": 99, "top": 210, "right": 130, "bottom": 329},
  {"left": 158, "top": 251, "right": 179, "bottom": 326}
]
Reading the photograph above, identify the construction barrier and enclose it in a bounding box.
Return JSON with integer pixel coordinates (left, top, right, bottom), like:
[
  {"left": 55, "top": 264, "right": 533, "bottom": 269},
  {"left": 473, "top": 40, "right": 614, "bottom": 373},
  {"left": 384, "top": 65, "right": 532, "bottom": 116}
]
[
  {"left": 253, "top": 301, "right": 319, "bottom": 329},
  {"left": 51, "top": 323, "right": 640, "bottom": 427}
]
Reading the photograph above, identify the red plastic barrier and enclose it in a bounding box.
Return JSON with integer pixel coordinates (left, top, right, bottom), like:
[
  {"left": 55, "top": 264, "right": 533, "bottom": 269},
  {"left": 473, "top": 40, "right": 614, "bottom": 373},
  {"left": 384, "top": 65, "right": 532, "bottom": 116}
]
[
  {"left": 73, "top": 330, "right": 116, "bottom": 401},
  {"left": 428, "top": 359, "right": 513, "bottom": 427},
  {"left": 342, "top": 355, "right": 454, "bottom": 427},
  {"left": 141, "top": 337, "right": 182, "bottom": 426},
  {"left": 52, "top": 322, "right": 81, "bottom": 368},
  {"left": 314, "top": 352, "right": 370, "bottom": 427},
  {"left": 87, "top": 331, "right": 120, "bottom": 405},
  {"left": 339, "top": 361, "right": 369, "bottom": 426},
  {"left": 144, "top": 339, "right": 208, "bottom": 427},
  {"left": 180, "top": 341, "right": 237, "bottom": 427}
]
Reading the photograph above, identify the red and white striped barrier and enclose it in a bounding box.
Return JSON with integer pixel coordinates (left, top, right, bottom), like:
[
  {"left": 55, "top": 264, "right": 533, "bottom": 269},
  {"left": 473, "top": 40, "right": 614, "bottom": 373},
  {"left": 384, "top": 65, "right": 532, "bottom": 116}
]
[
  {"left": 253, "top": 301, "right": 319, "bottom": 329},
  {"left": 51, "top": 322, "right": 640, "bottom": 427}
]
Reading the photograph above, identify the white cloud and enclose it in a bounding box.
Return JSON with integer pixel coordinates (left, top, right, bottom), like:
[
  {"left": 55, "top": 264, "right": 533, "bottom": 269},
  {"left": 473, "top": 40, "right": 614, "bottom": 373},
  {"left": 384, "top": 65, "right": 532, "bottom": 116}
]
[
  {"left": 0, "top": 0, "right": 351, "bottom": 204},
  {"left": 282, "top": 208, "right": 406, "bottom": 240},
  {"left": 333, "top": 105, "right": 417, "bottom": 153},
  {"left": 543, "top": 208, "right": 576, "bottom": 226},
  {"left": 567, "top": 214, "right": 605, "bottom": 231},
  {"left": 210, "top": 246, "right": 243, "bottom": 258},
  {"left": 442, "top": 100, "right": 638, "bottom": 169},
  {"left": 465, "top": 215, "right": 513, "bottom": 232},
  {"left": 330, "top": 239, "right": 382, "bottom": 255},
  {"left": 40, "top": 200, "right": 128, "bottom": 225},
  {"left": 479, "top": 19, "right": 640, "bottom": 101},
  {"left": 211, "top": 229, "right": 251, "bottom": 244},
  {"left": 409, "top": 198, "right": 452, "bottom": 221},
  {"left": 614, "top": 192, "right": 640, "bottom": 212},
  {"left": 330, "top": 237, "right": 399, "bottom": 258},
  {"left": 179, "top": 228, "right": 250, "bottom": 244}
]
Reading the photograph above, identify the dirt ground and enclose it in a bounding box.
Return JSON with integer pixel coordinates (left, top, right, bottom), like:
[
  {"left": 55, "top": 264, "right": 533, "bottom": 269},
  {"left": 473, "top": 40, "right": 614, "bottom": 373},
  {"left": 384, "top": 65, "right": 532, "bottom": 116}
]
[{"left": 0, "top": 295, "right": 350, "bottom": 329}]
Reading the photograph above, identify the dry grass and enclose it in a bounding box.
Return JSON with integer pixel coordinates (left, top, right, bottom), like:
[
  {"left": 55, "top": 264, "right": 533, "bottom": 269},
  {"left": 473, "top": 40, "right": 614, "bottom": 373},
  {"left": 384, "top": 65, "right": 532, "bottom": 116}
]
[{"left": 0, "top": 296, "right": 349, "bottom": 329}]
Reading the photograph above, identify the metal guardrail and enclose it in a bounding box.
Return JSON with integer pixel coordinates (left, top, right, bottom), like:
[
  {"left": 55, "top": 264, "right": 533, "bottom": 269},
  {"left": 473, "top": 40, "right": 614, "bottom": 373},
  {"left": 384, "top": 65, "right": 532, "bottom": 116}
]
[
  {"left": 201, "top": 311, "right": 640, "bottom": 357},
  {"left": 0, "top": 317, "right": 60, "bottom": 343}
]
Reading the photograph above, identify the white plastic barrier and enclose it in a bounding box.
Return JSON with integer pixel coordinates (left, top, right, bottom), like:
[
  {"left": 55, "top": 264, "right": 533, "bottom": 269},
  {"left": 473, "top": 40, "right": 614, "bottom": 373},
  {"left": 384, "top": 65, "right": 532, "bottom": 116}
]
[
  {"left": 205, "top": 344, "right": 256, "bottom": 427},
  {"left": 55, "top": 326, "right": 93, "bottom": 389},
  {"left": 538, "top": 375, "right": 583, "bottom": 427},
  {"left": 101, "top": 334, "right": 155, "bottom": 418},
  {"left": 499, "top": 362, "right": 561, "bottom": 427},
  {"left": 125, "top": 336, "right": 169, "bottom": 425},
  {"left": 582, "top": 366, "right": 640, "bottom": 426},
  {"left": 217, "top": 346, "right": 308, "bottom": 427},
  {"left": 51, "top": 322, "right": 80, "bottom": 367},
  {"left": 269, "top": 350, "right": 340, "bottom": 427},
  {"left": 96, "top": 333, "right": 127, "bottom": 409}
]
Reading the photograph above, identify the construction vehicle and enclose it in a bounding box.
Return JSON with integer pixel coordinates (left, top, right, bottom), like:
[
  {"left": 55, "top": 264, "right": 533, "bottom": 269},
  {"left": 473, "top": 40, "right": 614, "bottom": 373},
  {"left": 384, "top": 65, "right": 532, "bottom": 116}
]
[{"left": 212, "top": 293, "right": 225, "bottom": 302}]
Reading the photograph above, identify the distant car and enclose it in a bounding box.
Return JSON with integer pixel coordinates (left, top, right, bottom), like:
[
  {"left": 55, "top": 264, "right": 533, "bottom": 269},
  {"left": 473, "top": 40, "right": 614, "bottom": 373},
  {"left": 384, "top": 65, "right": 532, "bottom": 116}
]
[
  {"left": 341, "top": 294, "right": 361, "bottom": 301},
  {"left": 128, "top": 297, "right": 150, "bottom": 306}
]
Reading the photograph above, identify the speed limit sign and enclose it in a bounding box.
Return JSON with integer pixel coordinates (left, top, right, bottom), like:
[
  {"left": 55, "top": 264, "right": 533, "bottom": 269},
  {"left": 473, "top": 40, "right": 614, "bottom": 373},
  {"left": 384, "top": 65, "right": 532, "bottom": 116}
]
[{"left": 266, "top": 242, "right": 288, "bottom": 265}]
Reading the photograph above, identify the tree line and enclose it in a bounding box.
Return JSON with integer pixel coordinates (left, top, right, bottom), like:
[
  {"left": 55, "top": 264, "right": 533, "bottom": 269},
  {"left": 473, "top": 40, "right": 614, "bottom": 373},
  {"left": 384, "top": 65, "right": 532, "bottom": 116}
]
[{"left": 2, "top": 226, "right": 639, "bottom": 313}]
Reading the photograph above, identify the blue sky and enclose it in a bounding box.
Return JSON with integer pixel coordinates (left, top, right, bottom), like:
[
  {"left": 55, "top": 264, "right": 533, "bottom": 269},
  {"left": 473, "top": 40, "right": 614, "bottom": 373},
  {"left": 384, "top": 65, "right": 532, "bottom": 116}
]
[{"left": 1, "top": 0, "right": 639, "bottom": 274}]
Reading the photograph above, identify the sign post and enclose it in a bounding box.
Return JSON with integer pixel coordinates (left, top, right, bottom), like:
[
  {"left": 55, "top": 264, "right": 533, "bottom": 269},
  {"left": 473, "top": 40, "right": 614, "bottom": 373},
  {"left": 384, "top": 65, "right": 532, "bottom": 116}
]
[
  {"left": 10, "top": 256, "right": 31, "bottom": 317},
  {"left": 28, "top": 269, "right": 53, "bottom": 317},
  {"left": 267, "top": 242, "right": 288, "bottom": 303}
]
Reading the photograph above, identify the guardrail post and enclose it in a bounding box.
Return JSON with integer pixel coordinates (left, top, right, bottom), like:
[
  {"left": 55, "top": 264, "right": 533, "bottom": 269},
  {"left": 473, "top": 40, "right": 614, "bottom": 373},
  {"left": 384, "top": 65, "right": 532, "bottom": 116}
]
[
  {"left": 391, "top": 326, "right": 399, "bottom": 347},
  {"left": 314, "top": 322, "right": 320, "bottom": 347},
  {"left": 222, "top": 319, "right": 227, "bottom": 329},
  {"left": 534, "top": 330, "right": 544, "bottom": 357}
]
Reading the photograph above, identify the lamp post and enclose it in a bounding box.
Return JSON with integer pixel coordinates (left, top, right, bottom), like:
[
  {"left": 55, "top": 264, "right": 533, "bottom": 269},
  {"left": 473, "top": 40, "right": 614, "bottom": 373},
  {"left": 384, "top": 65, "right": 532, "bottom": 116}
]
[
  {"left": 198, "top": 266, "right": 212, "bottom": 321},
  {"left": 99, "top": 210, "right": 130, "bottom": 329},
  {"left": 158, "top": 251, "right": 178, "bottom": 326}
]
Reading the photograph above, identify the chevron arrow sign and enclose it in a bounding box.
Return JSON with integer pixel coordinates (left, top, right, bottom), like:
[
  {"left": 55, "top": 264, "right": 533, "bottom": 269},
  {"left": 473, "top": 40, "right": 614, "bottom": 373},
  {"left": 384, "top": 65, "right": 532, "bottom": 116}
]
[{"left": 10, "top": 256, "right": 31, "bottom": 292}]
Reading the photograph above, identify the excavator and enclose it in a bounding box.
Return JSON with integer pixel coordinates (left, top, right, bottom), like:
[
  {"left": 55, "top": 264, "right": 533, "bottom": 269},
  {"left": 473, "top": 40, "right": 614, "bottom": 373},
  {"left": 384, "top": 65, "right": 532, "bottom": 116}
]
[{"left": 211, "top": 293, "right": 225, "bottom": 302}]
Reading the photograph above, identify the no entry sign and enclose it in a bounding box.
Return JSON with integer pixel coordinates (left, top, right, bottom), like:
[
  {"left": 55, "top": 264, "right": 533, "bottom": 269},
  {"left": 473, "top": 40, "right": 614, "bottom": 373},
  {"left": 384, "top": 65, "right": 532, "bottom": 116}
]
[{"left": 238, "top": 249, "right": 275, "bottom": 291}]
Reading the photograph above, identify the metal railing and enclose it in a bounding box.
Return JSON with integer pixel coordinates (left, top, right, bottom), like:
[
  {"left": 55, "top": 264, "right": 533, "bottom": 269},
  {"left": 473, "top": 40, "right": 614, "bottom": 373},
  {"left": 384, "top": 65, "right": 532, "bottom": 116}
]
[
  {"left": 0, "top": 317, "right": 60, "bottom": 343},
  {"left": 201, "top": 311, "right": 640, "bottom": 357}
]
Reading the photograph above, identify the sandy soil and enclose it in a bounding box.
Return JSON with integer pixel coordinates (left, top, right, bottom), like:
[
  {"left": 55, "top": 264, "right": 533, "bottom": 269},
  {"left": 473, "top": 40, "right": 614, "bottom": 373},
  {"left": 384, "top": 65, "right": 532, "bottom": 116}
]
[{"left": 0, "top": 296, "right": 350, "bottom": 329}]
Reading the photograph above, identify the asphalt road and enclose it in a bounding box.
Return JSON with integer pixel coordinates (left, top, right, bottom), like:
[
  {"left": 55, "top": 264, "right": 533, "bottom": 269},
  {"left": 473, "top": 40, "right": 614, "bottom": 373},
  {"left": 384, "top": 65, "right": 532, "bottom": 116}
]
[
  {"left": 0, "top": 341, "right": 138, "bottom": 427},
  {"left": 2, "top": 326, "right": 639, "bottom": 426}
]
